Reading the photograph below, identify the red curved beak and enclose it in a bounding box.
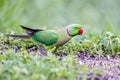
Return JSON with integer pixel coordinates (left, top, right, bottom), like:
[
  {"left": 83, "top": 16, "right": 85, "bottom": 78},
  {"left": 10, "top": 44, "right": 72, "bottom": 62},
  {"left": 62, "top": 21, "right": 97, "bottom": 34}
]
[{"left": 78, "top": 28, "right": 83, "bottom": 35}]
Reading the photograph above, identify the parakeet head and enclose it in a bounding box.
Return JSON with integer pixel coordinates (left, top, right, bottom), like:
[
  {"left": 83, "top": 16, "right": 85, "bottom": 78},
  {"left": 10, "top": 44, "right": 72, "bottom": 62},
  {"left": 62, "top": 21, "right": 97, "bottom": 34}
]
[{"left": 66, "top": 24, "right": 83, "bottom": 36}]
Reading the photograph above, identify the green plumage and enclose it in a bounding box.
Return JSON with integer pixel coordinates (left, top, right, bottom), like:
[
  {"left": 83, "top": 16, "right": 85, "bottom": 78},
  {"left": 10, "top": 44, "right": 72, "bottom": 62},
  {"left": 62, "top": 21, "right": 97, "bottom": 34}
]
[
  {"left": 32, "top": 31, "right": 58, "bottom": 46},
  {"left": 32, "top": 28, "right": 72, "bottom": 47},
  {"left": 51, "top": 28, "right": 71, "bottom": 47},
  {"left": 7, "top": 24, "right": 83, "bottom": 54}
]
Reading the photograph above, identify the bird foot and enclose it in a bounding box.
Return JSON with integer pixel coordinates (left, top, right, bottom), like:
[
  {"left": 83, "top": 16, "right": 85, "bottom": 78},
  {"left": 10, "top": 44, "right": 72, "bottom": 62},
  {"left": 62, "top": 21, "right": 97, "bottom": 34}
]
[{"left": 37, "top": 45, "right": 47, "bottom": 56}]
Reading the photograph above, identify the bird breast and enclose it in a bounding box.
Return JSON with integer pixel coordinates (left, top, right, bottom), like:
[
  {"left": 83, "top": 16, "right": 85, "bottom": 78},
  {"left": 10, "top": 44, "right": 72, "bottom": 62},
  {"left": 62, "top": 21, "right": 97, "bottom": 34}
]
[{"left": 52, "top": 28, "right": 72, "bottom": 47}]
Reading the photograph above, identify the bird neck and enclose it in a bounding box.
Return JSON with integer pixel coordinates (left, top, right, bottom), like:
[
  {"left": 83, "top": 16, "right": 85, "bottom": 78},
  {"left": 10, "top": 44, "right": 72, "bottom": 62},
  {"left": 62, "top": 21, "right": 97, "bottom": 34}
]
[
  {"left": 66, "top": 27, "right": 76, "bottom": 36},
  {"left": 66, "top": 27, "right": 70, "bottom": 36}
]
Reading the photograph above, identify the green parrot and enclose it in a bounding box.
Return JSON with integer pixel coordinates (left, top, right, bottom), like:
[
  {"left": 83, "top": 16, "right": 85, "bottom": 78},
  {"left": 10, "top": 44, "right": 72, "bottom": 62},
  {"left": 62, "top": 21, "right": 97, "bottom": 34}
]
[{"left": 7, "top": 24, "right": 83, "bottom": 55}]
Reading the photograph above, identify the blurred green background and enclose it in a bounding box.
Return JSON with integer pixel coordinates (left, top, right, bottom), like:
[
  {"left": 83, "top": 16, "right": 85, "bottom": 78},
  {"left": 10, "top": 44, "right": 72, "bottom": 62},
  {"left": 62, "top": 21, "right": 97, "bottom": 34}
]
[{"left": 0, "top": 0, "right": 120, "bottom": 34}]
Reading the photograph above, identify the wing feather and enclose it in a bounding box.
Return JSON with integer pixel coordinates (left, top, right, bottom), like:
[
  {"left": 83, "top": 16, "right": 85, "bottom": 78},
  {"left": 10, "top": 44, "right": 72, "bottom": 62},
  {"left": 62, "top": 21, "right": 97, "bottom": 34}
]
[{"left": 32, "top": 31, "right": 58, "bottom": 46}]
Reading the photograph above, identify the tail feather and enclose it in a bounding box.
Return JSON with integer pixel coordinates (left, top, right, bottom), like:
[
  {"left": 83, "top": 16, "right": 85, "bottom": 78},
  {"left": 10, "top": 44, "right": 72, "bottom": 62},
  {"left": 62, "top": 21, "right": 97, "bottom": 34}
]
[
  {"left": 6, "top": 34, "right": 30, "bottom": 39},
  {"left": 20, "top": 25, "right": 44, "bottom": 36},
  {"left": 6, "top": 25, "right": 44, "bottom": 39}
]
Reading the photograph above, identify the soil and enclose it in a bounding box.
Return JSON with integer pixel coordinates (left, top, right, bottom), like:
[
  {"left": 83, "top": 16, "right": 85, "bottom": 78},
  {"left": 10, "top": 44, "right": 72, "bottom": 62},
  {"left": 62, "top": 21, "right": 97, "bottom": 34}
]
[
  {"left": 26, "top": 46, "right": 120, "bottom": 80},
  {"left": 1, "top": 44, "right": 120, "bottom": 80},
  {"left": 76, "top": 51, "right": 120, "bottom": 80}
]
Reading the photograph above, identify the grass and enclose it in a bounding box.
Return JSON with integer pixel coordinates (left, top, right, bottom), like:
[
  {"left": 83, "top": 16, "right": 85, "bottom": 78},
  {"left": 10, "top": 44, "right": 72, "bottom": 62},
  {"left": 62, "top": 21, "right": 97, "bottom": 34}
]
[
  {"left": 0, "top": 52, "right": 78, "bottom": 80},
  {"left": 0, "top": 32, "right": 120, "bottom": 80},
  {"left": 59, "top": 31, "right": 120, "bottom": 55},
  {"left": 0, "top": 0, "right": 120, "bottom": 33},
  {"left": 0, "top": 0, "right": 120, "bottom": 80}
]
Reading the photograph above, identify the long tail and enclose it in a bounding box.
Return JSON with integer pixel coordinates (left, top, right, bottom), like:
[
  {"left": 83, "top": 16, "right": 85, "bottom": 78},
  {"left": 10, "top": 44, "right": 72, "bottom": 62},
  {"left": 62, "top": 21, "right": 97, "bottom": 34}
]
[
  {"left": 20, "top": 25, "right": 44, "bottom": 36},
  {"left": 6, "top": 34, "right": 30, "bottom": 39},
  {"left": 6, "top": 25, "right": 44, "bottom": 39}
]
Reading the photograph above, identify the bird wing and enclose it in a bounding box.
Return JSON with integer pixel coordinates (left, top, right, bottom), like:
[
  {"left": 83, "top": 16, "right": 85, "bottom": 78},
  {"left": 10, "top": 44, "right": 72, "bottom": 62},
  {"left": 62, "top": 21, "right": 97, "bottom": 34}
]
[{"left": 32, "top": 31, "right": 59, "bottom": 46}]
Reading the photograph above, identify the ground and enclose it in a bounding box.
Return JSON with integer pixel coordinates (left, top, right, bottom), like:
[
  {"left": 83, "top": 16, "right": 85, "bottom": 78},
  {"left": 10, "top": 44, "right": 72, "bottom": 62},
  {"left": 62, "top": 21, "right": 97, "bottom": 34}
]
[{"left": 0, "top": 33, "right": 120, "bottom": 80}]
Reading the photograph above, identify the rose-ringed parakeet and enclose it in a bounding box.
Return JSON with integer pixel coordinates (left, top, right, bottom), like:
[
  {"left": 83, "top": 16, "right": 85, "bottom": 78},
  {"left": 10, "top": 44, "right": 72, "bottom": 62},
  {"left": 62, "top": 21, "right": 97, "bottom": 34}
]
[{"left": 7, "top": 24, "right": 83, "bottom": 55}]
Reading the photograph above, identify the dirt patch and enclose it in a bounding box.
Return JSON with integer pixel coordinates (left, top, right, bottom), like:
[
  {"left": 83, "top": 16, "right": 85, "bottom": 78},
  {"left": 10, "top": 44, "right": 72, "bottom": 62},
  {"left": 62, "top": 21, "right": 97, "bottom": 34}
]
[{"left": 76, "top": 51, "right": 120, "bottom": 80}]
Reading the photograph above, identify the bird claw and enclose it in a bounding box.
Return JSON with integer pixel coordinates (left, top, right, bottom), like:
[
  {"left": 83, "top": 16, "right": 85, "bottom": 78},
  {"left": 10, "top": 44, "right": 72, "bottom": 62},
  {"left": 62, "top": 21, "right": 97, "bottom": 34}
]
[{"left": 37, "top": 45, "right": 47, "bottom": 56}]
